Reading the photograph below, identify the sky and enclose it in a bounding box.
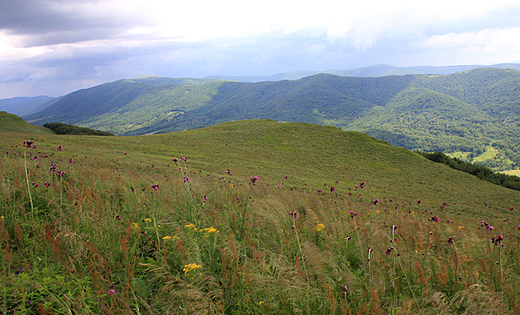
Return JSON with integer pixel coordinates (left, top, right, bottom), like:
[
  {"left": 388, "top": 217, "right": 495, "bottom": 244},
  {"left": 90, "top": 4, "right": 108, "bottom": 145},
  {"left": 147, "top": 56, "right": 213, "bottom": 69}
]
[{"left": 1, "top": 0, "right": 520, "bottom": 99}]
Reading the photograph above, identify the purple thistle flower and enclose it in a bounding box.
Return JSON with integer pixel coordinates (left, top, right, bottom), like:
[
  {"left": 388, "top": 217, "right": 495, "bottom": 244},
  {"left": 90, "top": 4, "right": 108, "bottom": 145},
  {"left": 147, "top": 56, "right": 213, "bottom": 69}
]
[
  {"left": 491, "top": 234, "right": 503, "bottom": 245},
  {"left": 288, "top": 212, "right": 299, "bottom": 218},
  {"left": 486, "top": 225, "right": 494, "bottom": 231},
  {"left": 385, "top": 247, "right": 394, "bottom": 255}
]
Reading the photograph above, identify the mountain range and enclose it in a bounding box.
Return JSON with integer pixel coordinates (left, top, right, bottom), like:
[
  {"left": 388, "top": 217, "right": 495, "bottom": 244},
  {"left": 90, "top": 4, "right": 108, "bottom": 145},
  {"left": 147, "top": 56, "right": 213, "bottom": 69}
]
[{"left": 1, "top": 64, "right": 518, "bottom": 171}]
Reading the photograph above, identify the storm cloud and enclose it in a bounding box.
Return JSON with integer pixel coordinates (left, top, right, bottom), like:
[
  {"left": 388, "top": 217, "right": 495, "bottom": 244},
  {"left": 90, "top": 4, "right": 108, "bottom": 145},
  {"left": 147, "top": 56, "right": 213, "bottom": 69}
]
[{"left": 1, "top": 0, "right": 520, "bottom": 98}]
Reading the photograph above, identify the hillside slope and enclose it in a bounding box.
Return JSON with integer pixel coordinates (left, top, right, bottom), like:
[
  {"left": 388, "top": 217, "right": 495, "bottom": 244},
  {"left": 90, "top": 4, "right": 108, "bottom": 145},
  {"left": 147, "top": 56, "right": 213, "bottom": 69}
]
[{"left": 0, "top": 111, "right": 54, "bottom": 134}]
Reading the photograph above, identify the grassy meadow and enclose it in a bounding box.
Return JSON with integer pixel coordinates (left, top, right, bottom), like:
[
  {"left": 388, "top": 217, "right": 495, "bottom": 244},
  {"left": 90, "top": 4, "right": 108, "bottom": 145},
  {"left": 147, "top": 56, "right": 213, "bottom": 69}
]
[{"left": 1, "top": 119, "right": 520, "bottom": 314}]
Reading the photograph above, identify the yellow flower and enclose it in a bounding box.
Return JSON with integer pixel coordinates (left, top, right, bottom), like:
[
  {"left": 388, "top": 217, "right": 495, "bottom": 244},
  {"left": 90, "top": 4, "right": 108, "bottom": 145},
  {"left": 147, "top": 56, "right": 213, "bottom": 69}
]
[
  {"left": 315, "top": 224, "right": 325, "bottom": 232},
  {"left": 375, "top": 210, "right": 380, "bottom": 214},
  {"left": 132, "top": 223, "right": 140, "bottom": 229},
  {"left": 0, "top": 215, "right": 4, "bottom": 220},
  {"left": 258, "top": 301, "right": 264, "bottom": 306},
  {"left": 183, "top": 263, "right": 202, "bottom": 276},
  {"left": 184, "top": 223, "right": 195, "bottom": 229},
  {"left": 458, "top": 226, "right": 465, "bottom": 229},
  {"left": 144, "top": 218, "right": 152, "bottom": 223},
  {"left": 162, "top": 236, "right": 171, "bottom": 240},
  {"left": 203, "top": 227, "right": 218, "bottom": 233}
]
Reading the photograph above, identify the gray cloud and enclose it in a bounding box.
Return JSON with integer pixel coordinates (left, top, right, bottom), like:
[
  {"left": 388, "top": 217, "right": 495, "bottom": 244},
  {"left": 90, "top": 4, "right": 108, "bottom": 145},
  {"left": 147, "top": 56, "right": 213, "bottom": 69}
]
[{"left": 1, "top": 0, "right": 520, "bottom": 99}]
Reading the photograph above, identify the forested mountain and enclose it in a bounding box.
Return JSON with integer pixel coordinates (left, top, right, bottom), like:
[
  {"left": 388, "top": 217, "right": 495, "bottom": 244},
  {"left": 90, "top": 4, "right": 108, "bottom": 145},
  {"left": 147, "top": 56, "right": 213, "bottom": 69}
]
[{"left": 23, "top": 67, "right": 520, "bottom": 170}]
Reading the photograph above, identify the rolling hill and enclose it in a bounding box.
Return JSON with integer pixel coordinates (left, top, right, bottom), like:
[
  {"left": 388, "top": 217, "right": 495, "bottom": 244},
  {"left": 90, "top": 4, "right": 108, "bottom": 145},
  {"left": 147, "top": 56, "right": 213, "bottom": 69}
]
[
  {"left": 0, "top": 111, "right": 54, "bottom": 134},
  {"left": 2, "top": 119, "right": 520, "bottom": 313},
  {"left": 23, "top": 67, "right": 520, "bottom": 170}
]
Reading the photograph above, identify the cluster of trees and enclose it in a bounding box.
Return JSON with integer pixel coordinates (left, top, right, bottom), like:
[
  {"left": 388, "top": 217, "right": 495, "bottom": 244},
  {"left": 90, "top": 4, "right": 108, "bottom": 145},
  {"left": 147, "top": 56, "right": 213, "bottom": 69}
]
[
  {"left": 420, "top": 151, "right": 520, "bottom": 191},
  {"left": 43, "top": 122, "right": 114, "bottom": 136}
]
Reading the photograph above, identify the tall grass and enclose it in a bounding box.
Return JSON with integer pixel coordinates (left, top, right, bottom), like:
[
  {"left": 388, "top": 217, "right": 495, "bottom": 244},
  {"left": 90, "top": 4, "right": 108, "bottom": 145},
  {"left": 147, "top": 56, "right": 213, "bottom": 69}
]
[{"left": 1, "top": 126, "right": 519, "bottom": 314}]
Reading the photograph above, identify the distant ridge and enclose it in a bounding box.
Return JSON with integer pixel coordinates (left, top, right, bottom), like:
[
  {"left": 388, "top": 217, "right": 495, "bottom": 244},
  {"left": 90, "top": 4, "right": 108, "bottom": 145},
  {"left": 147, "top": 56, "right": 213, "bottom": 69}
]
[
  {"left": 206, "top": 63, "right": 520, "bottom": 82},
  {"left": 0, "top": 95, "right": 56, "bottom": 116}
]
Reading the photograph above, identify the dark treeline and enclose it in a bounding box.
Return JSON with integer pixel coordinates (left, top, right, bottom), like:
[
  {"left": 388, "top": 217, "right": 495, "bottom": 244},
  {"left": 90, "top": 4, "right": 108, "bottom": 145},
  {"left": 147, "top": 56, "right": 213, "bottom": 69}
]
[
  {"left": 420, "top": 151, "right": 520, "bottom": 191},
  {"left": 43, "top": 122, "right": 114, "bottom": 136}
]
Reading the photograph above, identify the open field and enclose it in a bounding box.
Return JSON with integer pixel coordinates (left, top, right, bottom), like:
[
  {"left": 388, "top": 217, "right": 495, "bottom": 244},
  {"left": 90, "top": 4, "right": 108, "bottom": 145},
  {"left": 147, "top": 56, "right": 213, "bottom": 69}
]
[{"left": 1, "top": 120, "right": 520, "bottom": 314}]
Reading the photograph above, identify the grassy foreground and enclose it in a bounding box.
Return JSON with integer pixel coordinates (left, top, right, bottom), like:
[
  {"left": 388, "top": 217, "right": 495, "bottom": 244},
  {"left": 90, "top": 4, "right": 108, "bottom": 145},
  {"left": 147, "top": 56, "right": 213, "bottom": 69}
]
[{"left": 1, "top": 120, "right": 520, "bottom": 314}]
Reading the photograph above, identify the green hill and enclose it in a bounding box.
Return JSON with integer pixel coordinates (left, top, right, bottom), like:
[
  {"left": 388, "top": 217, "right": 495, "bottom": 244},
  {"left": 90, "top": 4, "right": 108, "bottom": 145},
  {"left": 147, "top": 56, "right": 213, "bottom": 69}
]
[
  {"left": 23, "top": 68, "right": 520, "bottom": 170},
  {"left": 0, "top": 111, "right": 54, "bottom": 134},
  {"left": 1, "top": 120, "right": 520, "bottom": 313}
]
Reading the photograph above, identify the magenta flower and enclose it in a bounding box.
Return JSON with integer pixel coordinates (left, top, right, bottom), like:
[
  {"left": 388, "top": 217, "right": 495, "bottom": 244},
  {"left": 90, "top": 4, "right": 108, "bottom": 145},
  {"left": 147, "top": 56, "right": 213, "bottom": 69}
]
[
  {"left": 431, "top": 216, "right": 440, "bottom": 223},
  {"left": 288, "top": 212, "right": 299, "bottom": 218},
  {"left": 108, "top": 289, "right": 115, "bottom": 295},
  {"left": 385, "top": 247, "right": 394, "bottom": 255},
  {"left": 447, "top": 237, "right": 454, "bottom": 244},
  {"left": 486, "top": 225, "right": 494, "bottom": 231},
  {"left": 249, "top": 176, "right": 259, "bottom": 184},
  {"left": 491, "top": 234, "right": 503, "bottom": 245},
  {"left": 57, "top": 145, "right": 62, "bottom": 151}
]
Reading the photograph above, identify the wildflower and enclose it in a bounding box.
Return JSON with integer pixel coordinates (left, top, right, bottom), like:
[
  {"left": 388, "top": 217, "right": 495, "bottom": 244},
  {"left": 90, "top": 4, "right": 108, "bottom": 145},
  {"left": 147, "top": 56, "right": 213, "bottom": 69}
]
[
  {"left": 0, "top": 216, "right": 4, "bottom": 220},
  {"left": 430, "top": 216, "right": 440, "bottom": 223},
  {"left": 491, "top": 234, "right": 503, "bottom": 245},
  {"left": 108, "top": 289, "right": 115, "bottom": 295},
  {"left": 509, "top": 207, "right": 515, "bottom": 211},
  {"left": 316, "top": 189, "right": 323, "bottom": 194},
  {"left": 57, "top": 145, "right": 62, "bottom": 151},
  {"left": 391, "top": 225, "right": 397, "bottom": 234},
  {"left": 517, "top": 225, "right": 520, "bottom": 229},
  {"left": 116, "top": 215, "right": 121, "bottom": 220},
  {"left": 183, "top": 263, "right": 202, "bottom": 277},
  {"left": 184, "top": 223, "right": 195, "bottom": 229},
  {"left": 162, "top": 236, "right": 171, "bottom": 240},
  {"left": 249, "top": 176, "right": 259, "bottom": 184},
  {"left": 144, "top": 218, "right": 152, "bottom": 223},
  {"left": 203, "top": 227, "right": 218, "bottom": 233},
  {"left": 385, "top": 247, "right": 394, "bottom": 255},
  {"left": 486, "top": 225, "right": 494, "bottom": 231},
  {"left": 23, "top": 140, "right": 35, "bottom": 148},
  {"left": 373, "top": 199, "right": 379, "bottom": 205},
  {"left": 151, "top": 184, "right": 159, "bottom": 191},
  {"left": 288, "top": 212, "right": 299, "bottom": 218},
  {"left": 132, "top": 223, "right": 140, "bottom": 229},
  {"left": 447, "top": 237, "right": 454, "bottom": 244},
  {"left": 314, "top": 224, "right": 325, "bottom": 232},
  {"left": 458, "top": 226, "right": 465, "bottom": 229}
]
